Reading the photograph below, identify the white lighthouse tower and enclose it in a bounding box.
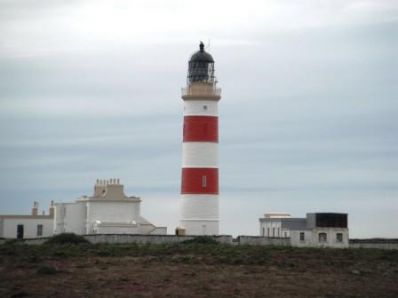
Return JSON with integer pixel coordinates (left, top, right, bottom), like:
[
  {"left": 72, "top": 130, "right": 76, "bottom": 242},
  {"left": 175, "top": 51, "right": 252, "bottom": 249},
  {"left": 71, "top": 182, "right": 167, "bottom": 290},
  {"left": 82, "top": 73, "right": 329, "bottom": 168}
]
[{"left": 180, "top": 42, "right": 222, "bottom": 235}]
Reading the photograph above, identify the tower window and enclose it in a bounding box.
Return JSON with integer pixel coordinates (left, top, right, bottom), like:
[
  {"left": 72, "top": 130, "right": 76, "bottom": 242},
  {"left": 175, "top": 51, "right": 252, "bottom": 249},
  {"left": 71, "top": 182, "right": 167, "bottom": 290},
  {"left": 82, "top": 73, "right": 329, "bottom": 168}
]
[
  {"left": 203, "top": 105, "right": 207, "bottom": 110},
  {"left": 202, "top": 175, "right": 207, "bottom": 188}
]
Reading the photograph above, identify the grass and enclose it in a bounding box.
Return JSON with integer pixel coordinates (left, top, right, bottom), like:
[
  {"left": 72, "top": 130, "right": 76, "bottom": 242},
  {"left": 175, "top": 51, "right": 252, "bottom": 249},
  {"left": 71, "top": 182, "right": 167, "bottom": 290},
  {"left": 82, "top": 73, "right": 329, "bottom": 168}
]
[
  {"left": 1, "top": 235, "right": 397, "bottom": 266},
  {"left": 1, "top": 236, "right": 397, "bottom": 297}
]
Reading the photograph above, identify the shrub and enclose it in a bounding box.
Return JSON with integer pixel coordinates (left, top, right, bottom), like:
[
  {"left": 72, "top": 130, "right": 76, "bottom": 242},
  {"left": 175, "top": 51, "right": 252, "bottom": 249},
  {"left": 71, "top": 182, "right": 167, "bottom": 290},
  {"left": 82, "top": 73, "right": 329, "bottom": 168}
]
[
  {"left": 182, "top": 236, "right": 219, "bottom": 245},
  {"left": 45, "top": 233, "right": 89, "bottom": 245}
]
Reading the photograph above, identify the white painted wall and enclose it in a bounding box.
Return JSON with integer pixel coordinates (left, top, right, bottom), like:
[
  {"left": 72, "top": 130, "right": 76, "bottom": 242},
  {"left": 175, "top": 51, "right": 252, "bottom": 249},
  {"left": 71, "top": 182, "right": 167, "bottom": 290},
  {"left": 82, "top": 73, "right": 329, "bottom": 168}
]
[
  {"left": 1, "top": 217, "right": 53, "bottom": 239},
  {"left": 180, "top": 219, "right": 219, "bottom": 235},
  {"left": 54, "top": 202, "right": 86, "bottom": 235},
  {"left": 290, "top": 228, "right": 349, "bottom": 248},
  {"left": 183, "top": 100, "right": 218, "bottom": 116},
  {"left": 181, "top": 195, "right": 218, "bottom": 219},
  {"left": 86, "top": 201, "right": 140, "bottom": 233},
  {"left": 182, "top": 142, "right": 218, "bottom": 168},
  {"left": 54, "top": 199, "right": 163, "bottom": 235},
  {"left": 260, "top": 220, "right": 287, "bottom": 238}
]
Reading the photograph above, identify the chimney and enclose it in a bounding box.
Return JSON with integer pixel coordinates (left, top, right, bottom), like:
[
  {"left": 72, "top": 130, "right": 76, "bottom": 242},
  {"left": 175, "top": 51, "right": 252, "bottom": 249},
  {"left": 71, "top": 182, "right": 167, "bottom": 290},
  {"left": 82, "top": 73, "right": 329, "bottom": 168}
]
[
  {"left": 32, "top": 201, "right": 39, "bottom": 216},
  {"left": 49, "top": 200, "right": 54, "bottom": 217},
  {"left": 94, "top": 179, "right": 106, "bottom": 197}
]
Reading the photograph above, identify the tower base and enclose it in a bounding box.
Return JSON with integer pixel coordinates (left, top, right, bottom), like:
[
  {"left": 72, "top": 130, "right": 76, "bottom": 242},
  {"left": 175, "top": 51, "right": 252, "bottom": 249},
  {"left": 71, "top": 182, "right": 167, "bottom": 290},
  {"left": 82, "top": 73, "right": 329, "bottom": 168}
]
[
  {"left": 180, "top": 194, "right": 219, "bottom": 235},
  {"left": 179, "top": 219, "right": 219, "bottom": 235}
]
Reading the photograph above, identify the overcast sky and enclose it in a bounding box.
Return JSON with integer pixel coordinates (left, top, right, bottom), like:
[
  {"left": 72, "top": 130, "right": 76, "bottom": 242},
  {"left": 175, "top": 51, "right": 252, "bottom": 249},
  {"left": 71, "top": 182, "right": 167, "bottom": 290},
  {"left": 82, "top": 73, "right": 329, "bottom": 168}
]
[{"left": 0, "top": 0, "right": 397, "bottom": 238}]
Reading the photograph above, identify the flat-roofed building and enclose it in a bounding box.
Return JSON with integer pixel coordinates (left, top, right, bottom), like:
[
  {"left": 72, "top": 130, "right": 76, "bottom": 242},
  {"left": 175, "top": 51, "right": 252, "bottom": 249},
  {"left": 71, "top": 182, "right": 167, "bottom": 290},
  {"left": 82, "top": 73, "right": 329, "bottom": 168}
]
[
  {"left": 259, "top": 212, "right": 349, "bottom": 248},
  {"left": 0, "top": 201, "right": 54, "bottom": 239}
]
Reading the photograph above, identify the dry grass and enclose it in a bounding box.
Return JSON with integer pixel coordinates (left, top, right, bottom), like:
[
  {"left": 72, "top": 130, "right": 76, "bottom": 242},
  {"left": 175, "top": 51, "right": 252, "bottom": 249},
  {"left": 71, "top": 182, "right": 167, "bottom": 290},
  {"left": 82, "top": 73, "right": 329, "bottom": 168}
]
[{"left": 0, "top": 239, "right": 397, "bottom": 297}]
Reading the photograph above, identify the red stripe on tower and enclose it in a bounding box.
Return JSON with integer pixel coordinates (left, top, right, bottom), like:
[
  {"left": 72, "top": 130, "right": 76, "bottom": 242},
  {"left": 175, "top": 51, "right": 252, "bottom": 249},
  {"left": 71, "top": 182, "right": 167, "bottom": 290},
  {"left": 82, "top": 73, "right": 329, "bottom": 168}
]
[
  {"left": 181, "top": 168, "right": 219, "bottom": 194},
  {"left": 183, "top": 116, "right": 218, "bottom": 142}
]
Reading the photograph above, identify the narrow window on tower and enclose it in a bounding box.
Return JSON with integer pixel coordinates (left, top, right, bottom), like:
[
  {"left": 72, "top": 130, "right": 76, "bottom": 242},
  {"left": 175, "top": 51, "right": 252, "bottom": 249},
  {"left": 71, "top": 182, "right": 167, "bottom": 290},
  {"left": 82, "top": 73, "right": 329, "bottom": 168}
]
[{"left": 202, "top": 175, "right": 207, "bottom": 188}]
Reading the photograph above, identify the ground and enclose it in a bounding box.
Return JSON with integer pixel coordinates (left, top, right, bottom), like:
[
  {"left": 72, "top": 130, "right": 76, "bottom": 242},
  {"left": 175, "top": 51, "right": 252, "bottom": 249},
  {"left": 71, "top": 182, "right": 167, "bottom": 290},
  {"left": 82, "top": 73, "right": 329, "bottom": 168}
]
[{"left": 0, "top": 239, "right": 397, "bottom": 297}]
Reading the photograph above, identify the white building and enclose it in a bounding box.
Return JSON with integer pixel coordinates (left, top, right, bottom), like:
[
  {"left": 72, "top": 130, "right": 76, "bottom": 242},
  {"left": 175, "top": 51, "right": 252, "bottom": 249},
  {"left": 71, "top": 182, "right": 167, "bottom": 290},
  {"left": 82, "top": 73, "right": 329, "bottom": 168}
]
[
  {"left": 0, "top": 201, "right": 54, "bottom": 239},
  {"left": 259, "top": 212, "right": 349, "bottom": 248},
  {"left": 54, "top": 179, "right": 166, "bottom": 235}
]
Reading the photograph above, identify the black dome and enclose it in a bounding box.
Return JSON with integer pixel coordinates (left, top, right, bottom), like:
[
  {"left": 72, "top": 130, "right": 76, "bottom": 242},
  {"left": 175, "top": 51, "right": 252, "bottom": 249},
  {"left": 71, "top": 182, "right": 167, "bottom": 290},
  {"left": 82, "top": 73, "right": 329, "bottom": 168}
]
[
  {"left": 187, "top": 42, "right": 215, "bottom": 84},
  {"left": 189, "top": 42, "right": 214, "bottom": 63}
]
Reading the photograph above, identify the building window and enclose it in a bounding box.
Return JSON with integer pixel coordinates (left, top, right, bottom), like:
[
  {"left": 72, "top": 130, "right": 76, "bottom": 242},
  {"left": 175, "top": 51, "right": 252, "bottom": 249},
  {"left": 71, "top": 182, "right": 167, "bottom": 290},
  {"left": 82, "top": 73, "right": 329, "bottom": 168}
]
[
  {"left": 202, "top": 175, "right": 207, "bottom": 188},
  {"left": 336, "top": 233, "right": 343, "bottom": 242},
  {"left": 262, "top": 227, "right": 265, "bottom": 236},
  {"left": 319, "top": 232, "right": 327, "bottom": 243},
  {"left": 272, "top": 227, "right": 275, "bottom": 237},
  {"left": 300, "top": 232, "right": 305, "bottom": 241},
  {"left": 277, "top": 228, "right": 280, "bottom": 237},
  {"left": 284, "top": 231, "right": 287, "bottom": 238},
  {"left": 267, "top": 228, "right": 270, "bottom": 237},
  {"left": 37, "top": 224, "right": 43, "bottom": 237},
  {"left": 17, "top": 224, "right": 24, "bottom": 239}
]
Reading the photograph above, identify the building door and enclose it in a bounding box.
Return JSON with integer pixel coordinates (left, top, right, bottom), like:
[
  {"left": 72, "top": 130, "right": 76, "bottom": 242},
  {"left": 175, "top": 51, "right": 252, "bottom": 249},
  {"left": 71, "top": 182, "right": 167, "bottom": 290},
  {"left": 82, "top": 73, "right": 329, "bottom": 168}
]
[{"left": 17, "top": 224, "right": 24, "bottom": 239}]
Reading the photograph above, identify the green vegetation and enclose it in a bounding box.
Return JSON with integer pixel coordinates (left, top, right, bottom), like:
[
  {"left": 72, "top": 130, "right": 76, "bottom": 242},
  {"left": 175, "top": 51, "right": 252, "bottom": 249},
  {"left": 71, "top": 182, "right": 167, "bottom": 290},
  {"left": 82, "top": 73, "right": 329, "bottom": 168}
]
[
  {"left": 44, "top": 233, "right": 90, "bottom": 245},
  {"left": 1, "top": 238, "right": 397, "bottom": 298},
  {"left": 182, "top": 236, "right": 219, "bottom": 245},
  {"left": 0, "top": 235, "right": 397, "bottom": 266}
]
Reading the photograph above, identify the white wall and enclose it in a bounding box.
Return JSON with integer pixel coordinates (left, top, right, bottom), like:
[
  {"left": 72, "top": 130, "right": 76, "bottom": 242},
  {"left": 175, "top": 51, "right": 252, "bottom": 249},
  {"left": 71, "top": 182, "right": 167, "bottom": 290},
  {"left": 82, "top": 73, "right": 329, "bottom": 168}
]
[
  {"left": 54, "top": 202, "right": 86, "bottom": 235},
  {"left": 183, "top": 100, "right": 218, "bottom": 116},
  {"left": 290, "top": 228, "right": 349, "bottom": 248},
  {"left": 180, "top": 219, "right": 219, "bottom": 235},
  {"left": 95, "top": 225, "right": 139, "bottom": 234},
  {"left": 54, "top": 200, "right": 158, "bottom": 235},
  {"left": 1, "top": 217, "right": 53, "bottom": 239},
  {"left": 260, "top": 220, "right": 287, "bottom": 238},
  {"left": 86, "top": 201, "right": 140, "bottom": 233}
]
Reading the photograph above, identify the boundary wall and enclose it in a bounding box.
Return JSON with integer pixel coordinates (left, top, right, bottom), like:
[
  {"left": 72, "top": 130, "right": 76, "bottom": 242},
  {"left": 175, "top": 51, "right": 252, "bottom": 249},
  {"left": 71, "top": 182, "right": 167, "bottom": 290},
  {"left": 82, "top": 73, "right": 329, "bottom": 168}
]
[
  {"left": 1, "top": 235, "right": 397, "bottom": 250},
  {"left": 349, "top": 239, "right": 398, "bottom": 250}
]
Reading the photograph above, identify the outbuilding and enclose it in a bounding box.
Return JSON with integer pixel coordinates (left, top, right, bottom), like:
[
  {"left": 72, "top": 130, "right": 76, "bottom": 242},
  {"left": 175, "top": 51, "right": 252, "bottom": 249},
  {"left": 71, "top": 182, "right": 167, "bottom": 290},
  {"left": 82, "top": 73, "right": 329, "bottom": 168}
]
[{"left": 259, "top": 212, "right": 349, "bottom": 248}]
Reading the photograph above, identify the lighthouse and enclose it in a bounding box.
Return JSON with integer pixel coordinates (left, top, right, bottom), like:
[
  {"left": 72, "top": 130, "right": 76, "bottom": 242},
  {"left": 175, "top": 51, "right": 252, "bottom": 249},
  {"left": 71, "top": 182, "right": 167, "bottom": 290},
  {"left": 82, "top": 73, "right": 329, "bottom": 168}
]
[{"left": 180, "top": 42, "right": 222, "bottom": 235}]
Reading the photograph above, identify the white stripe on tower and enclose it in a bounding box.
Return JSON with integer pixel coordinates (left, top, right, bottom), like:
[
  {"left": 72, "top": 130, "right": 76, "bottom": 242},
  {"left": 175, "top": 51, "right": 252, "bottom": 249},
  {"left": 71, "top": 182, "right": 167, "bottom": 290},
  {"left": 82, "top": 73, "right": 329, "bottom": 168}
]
[{"left": 180, "top": 42, "right": 221, "bottom": 235}]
